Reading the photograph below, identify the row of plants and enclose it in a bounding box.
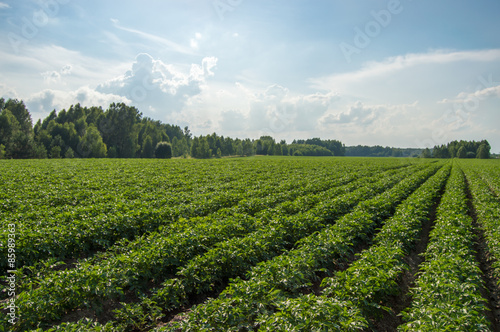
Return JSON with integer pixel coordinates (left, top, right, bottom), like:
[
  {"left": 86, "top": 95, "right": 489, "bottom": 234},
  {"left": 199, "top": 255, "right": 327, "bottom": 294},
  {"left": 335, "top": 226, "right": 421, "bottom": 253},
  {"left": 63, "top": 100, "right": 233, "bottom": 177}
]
[
  {"left": 467, "top": 159, "right": 500, "bottom": 196},
  {"left": 159, "top": 162, "right": 444, "bottom": 331},
  {"left": 3, "top": 162, "right": 416, "bottom": 330},
  {"left": 398, "top": 164, "right": 491, "bottom": 330},
  {"left": 255, "top": 162, "right": 451, "bottom": 330},
  {"left": 27, "top": 162, "right": 431, "bottom": 331},
  {"left": 461, "top": 160, "right": 500, "bottom": 281}
]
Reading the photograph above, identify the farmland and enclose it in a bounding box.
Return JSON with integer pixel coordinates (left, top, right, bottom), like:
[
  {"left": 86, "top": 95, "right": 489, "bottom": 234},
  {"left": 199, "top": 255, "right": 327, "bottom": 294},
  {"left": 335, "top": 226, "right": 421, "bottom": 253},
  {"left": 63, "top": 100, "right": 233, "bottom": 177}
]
[{"left": 1, "top": 157, "right": 500, "bottom": 331}]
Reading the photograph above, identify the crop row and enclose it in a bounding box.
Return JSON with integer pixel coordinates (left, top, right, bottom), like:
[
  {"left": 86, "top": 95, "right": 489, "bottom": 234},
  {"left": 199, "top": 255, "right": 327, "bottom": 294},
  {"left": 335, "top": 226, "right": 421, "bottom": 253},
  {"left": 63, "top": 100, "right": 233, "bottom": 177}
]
[
  {"left": 465, "top": 159, "right": 500, "bottom": 196},
  {"left": 398, "top": 163, "right": 491, "bottom": 330},
  {"left": 461, "top": 161, "right": 500, "bottom": 281},
  {"left": 161, "top": 162, "right": 444, "bottom": 331},
  {"left": 3, "top": 164, "right": 419, "bottom": 330},
  {"left": 255, "top": 162, "right": 451, "bottom": 331}
]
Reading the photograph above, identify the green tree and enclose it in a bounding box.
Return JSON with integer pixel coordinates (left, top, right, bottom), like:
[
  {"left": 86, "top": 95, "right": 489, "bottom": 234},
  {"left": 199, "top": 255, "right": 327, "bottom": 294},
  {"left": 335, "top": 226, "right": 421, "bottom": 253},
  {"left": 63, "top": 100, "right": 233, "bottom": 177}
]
[
  {"left": 141, "top": 135, "right": 154, "bottom": 158},
  {"left": 456, "top": 146, "right": 467, "bottom": 159},
  {"left": 32, "top": 142, "right": 48, "bottom": 159},
  {"left": 476, "top": 144, "right": 490, "bottom": 159},
  {"left": 78, "top": 125, "right": 107, "bottom": 158},
  {"left": 0, "top": 109, "right": 21, "bottom": 156},
  {"left": 420, "top": 148, "right": 432, "bottom": 158},
  {"left": 155, "top": 142, "right": 172, "bottom": 159},
  {"left": 50, "top": 146, "right": 61, "bottom": 159},
  {"left": 466, "top": 151, "right": 476, "bottom": 158},
  {"left": 0, "top": 144, "right": 5, "bottom": 159},
  {"left": 273, "top": 144, "right": 283, "bottom": 156},
  {"left": 3, "top": 99, "right": 33, "bottom": 135},
  {"left": 2, "top": 98, "right": 36, "bottom": 158},
  {"left": 243, "top": 139, "right": 254, "bottom": 156},
  {"left": 65, "top": 147, "right": 75, "bottom": 158},
  {"left": 235, "top": 140, "right": 243, "bottom": 156},
  {"left": 100, "top": 103, "right": 141, "bottom": 157}
]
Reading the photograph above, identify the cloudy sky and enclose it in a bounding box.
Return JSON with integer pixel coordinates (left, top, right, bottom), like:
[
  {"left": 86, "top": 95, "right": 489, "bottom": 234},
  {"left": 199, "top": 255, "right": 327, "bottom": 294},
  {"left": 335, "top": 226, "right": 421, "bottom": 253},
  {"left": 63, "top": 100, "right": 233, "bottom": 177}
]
[{"left": 1, "top": 0, "right": 499, "bottom": 151}]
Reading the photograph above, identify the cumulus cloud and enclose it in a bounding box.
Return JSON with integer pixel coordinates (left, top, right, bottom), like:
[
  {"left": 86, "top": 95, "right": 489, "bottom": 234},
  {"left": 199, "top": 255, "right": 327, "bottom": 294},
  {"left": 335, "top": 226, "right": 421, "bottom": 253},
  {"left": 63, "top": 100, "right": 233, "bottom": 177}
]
[
  {"left": 96, "top": 53, "right": 217, "bottom": 116},
  {"left": 26, "top": 87, "right": 129, "bottom": 118},
  {"left": 41, "top": 65, "right": 73, "bottom": 84},
  {"left": 323, "top": 101, "right": 379, "bottom": 125}
]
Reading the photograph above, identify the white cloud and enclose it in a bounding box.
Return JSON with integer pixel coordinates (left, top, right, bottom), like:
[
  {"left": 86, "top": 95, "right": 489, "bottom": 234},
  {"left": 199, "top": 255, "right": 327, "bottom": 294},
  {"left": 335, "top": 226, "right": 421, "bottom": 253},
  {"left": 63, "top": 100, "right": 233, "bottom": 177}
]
[
  {"left": 41, "top": 64, "right": 73, "bottom": 84},
  {"left": 323, "top": 101, "right": 379, "bottom": 125},
  {"left": 0, "top": 2, "right": 9, "bottom": 9},
  {"left": 96, "top": 53, "right": 218, "bottom": 117},
  {"left": 26, "top": 87, "right": 129, "bottom": 119}
]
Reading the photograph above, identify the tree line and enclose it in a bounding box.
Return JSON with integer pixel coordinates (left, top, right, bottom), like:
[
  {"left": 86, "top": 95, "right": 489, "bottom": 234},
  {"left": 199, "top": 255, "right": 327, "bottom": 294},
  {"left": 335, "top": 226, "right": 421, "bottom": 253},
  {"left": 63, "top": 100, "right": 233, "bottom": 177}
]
[
  {"left": 420, "top": 140, "right": 491, "bottom": 159},
  {"left": 0, "top": 98, "right": 346, "bottom": 159}
]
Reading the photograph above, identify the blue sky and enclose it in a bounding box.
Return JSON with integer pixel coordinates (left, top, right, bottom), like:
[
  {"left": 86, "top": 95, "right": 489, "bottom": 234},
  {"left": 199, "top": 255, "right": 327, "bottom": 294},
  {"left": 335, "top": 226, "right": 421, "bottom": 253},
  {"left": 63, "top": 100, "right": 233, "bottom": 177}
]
[{"left": 1, "top": 0, "right": 499, "bottom": 151}]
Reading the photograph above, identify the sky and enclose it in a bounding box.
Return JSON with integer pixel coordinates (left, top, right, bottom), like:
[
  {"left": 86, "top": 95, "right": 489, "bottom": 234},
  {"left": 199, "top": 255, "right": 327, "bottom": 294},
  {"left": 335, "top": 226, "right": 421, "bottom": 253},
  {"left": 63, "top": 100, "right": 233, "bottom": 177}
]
[{"left": 0, "top": 0, "right": 499, "bottom": 151}]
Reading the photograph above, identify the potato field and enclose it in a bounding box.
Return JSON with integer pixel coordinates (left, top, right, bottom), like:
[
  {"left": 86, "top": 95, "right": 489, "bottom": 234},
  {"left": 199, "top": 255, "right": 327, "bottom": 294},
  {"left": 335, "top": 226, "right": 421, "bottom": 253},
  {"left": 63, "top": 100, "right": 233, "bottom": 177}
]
[{"left": 1, "top": 157, "right": 500, "bottom": 331}]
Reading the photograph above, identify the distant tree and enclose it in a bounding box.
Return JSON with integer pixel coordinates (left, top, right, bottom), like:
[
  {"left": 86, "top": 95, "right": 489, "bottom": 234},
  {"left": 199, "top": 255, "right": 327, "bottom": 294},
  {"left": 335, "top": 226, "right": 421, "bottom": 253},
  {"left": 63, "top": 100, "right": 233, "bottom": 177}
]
[
  {"left": 456, "top": 146, "right": 467, "bottom": 159},
  {"left": 155, "top": 142, "right": 172, "bottom": 159},
  {"left": 216, "top": 148, "right": 222, "bottom": 158},
  {"left": 65, "top": 147, "right": 75, "bottom": 158},
  {"left": 100, "top": 103, "right": 141, "bottom": 157},
  {"left": 172, "top": 136, "right": 189, "bottom": 157},
  {"left": 420, "top": 148, "right": 432, "bottom": 158},
  {"left": 74, "top": 117, "right": 88, "bottom": 137},
  {"left": 243, "top": 139, "right": 254, "bottom": 156},
  {"left": 273, "top": 144, "right": 283, "bottom": 156},
  {"left": 141, "top": 135, "right": 154, "bottom": 158},
  {"left": 178, "top": 137, "right": 189, "bottom": 157},
  {"left": 32, "top": 142, "right": 47, "bottom": 159},
  {"left": 466, "top": 151, "right": 476, "bottom": 159},
  {"left": 78, "top": 125, "right": 107, "bottom": 158},
  {"left": 476, "top": 144, "right": 490, "bottom": 159},
  {"left": 0, "top": 109, "right": 21, "bottom": 156},
  {"left": 3, "top": 99, "right": 33, "bottom": 135},
  {"left": 289, "top": 144, "right": 332, "bottom": 156},
  {"left": 0, "top": 144, "right": 5, "bottom": 159},
  {"left": 199, "top": 137, "right": 212, "bottom": 158},
  {"left": 50, "top": 146, "right": 61, "bottom": 159},
  {"left": 235, "top": 140, "right": 243, "bottom": 156}
]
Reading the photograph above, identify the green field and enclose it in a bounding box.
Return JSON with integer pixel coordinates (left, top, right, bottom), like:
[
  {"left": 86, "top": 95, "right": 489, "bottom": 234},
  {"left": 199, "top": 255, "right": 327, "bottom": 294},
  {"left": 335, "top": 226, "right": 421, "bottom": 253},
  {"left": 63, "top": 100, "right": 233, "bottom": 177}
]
[{"left": 1, "top": 157, "right": 500, "bottom": 331}]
